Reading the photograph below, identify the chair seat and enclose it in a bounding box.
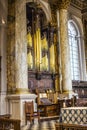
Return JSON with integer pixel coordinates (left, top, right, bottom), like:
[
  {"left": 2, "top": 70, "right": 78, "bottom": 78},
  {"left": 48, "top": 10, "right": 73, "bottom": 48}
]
[{"left": 26, "top": 112, "right": 39, "bottom": 116}]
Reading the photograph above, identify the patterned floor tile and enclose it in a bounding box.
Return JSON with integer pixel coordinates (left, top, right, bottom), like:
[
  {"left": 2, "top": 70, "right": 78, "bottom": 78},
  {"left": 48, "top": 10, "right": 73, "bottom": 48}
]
[{"left": 22, "top": 119, "right": 59, "bottom": 130}]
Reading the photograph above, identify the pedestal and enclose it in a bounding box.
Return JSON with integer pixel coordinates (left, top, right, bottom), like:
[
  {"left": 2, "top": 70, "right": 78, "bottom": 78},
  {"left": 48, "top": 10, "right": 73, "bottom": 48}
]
[{"left": 6, "top": 94, "right": 37, "bottom": 126}]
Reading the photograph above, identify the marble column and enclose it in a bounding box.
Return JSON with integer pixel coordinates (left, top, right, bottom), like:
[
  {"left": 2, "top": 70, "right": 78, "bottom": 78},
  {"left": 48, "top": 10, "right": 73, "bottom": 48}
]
[
  {"left": 57, "top": 0, "right": 72, "bottom": 96},
  {"left": 7, "top": 0, "right": 29, "bottom": 94},
  {"left": 15, "top": 0, "right": 28, "bottom": 94},
  {"left": 6, "top": 1, "right": 38, "bottom": 125}
]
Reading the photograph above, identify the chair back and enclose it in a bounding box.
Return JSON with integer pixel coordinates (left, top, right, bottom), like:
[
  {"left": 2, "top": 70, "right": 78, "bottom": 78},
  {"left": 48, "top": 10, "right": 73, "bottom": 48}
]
[
  {"left": 25, "top": 101, "right": 34, "bottom": 114},
  {"left": 25, "top": 101, "right": 40, "bottom": 124}
]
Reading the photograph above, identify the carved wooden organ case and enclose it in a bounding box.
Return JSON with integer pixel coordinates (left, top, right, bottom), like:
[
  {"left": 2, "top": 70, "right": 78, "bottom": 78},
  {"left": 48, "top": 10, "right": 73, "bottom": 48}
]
[{"left": 26, "top": 2, "right": 58, "bottom": 92}]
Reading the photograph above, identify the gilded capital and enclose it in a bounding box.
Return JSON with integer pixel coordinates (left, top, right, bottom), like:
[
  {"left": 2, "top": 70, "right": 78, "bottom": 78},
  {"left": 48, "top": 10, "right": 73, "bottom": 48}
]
[{"left": 57, "top": 0, "right": 71, "bottom": 9}]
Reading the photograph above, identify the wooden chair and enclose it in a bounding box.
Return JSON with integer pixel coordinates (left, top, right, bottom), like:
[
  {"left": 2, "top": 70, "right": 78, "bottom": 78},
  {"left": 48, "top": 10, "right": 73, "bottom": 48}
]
[{"left": 25, "top": 101, "right": 40, "bottom": 124}]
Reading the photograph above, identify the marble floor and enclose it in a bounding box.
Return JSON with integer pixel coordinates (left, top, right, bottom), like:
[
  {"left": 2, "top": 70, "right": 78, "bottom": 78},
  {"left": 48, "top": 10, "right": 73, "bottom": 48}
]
[{"left": 22, "top": 117, "right": 59, "bottom": 130}]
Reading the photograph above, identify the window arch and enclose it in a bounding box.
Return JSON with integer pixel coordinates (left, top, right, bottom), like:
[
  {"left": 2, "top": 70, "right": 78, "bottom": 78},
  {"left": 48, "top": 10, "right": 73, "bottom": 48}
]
[{"left": 68, "top": 20, "right": 81, "bottom": 80}]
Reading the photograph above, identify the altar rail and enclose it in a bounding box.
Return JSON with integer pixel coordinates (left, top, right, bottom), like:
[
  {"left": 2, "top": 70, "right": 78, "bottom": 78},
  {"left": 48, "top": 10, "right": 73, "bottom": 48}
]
[
  {"left": 0, "top": 118, "right": 20, "bottom": 130},
  {"left": 55, "top": 123, "right": 87, "bottom": 130}
]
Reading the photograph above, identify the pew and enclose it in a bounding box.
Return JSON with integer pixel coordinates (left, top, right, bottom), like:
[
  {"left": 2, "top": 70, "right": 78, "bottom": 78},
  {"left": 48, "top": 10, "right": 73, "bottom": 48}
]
[
  {"left": 55, "top": 123, "right": 87, "bottom": 130},
  {"left": 0, "top": 118, "right": 20, "bottom": 130}
]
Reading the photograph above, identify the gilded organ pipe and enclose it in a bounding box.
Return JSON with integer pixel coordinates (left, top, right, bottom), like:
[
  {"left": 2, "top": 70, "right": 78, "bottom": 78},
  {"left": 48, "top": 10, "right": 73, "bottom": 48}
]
[
  {"left": 27, "top": 51, "right": 33, "bottom": 69},
  {"left": 27, "top": 26, "right": 33, "bottom": 69},
  {"left": 41, "top": 33, "right": 48, "bottom": 50},
  {"left": 50, "top": 43, "right": 55, "bottom": 73},
  {"left": 41, "top": 32, "right": 48, "bottom": 71},
  {"left": 34, "top": 14, "right": 42, "bottom": 71}
]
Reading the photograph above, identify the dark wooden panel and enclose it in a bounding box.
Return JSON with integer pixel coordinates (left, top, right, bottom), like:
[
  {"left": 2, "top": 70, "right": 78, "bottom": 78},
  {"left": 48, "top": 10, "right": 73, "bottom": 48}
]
[
  {"left": 38, "top": 103, "right": 59, "bottom": 117},
  {"left": 28, "top": 71, "right": 54, "bottom": 92}
]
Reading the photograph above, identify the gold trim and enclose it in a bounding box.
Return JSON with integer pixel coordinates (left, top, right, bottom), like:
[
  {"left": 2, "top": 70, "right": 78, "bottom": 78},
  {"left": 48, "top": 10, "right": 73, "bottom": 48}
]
[
  {"left": 15, "top": 88, "right": 30, "bottom": 94},
  {"left": 63, "top": 90, "right": 74, "bottom": 93}
]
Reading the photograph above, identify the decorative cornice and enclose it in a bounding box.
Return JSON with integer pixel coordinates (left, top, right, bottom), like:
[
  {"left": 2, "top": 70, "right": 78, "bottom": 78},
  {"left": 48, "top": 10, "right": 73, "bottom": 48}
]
[
  {"left": 71, "top": 0, "right": 83, "bottom": 10},
  {"left": 49, "top": 0, "right": 71, "bottom": 10},
  {"left": 71, "top": 0, "right": 87, "bottom": 11},
  {"left": 48, "top": 0, "right": 87, "bottom": 11}
]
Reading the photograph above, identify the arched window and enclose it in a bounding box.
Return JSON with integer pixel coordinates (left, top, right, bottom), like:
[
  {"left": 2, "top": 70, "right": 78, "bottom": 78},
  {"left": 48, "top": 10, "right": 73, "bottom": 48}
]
[{"left": 68, "top": 21, "right": 81, "bottom": 80}]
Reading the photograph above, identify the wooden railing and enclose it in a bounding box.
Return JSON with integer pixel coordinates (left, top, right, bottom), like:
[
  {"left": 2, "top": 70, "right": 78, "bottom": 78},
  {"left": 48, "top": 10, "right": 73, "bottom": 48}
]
[
  {"left": 0, "top": 118, "right": 20, "bottom": 130},
  {"left": 55, "top": 123, "right": 87, "bottom": 130}
]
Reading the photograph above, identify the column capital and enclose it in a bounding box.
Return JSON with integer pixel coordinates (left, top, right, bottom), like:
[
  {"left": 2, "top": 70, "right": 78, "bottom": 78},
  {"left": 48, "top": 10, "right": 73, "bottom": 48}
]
[{"left": 57, "top": 0, "right": 71, "bottom": 10}]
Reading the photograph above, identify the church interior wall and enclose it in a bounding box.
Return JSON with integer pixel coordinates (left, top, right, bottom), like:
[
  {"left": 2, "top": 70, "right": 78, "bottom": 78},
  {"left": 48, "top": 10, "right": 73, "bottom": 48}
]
[{"left": 0, "top": 0, "right": 87, "bottom": 120}]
